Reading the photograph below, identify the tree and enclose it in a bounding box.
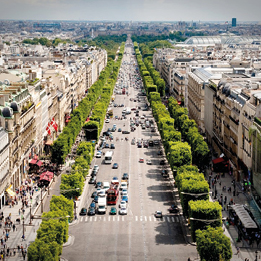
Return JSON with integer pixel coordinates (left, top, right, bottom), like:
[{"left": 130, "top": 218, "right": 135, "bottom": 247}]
[{"left": 196, "top": 226, "right": 232, "bottom": 261}]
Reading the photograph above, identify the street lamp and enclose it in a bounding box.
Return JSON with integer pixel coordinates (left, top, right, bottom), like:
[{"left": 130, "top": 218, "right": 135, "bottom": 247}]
[
  {"left": 189, "top": 217, "right": 225, "bottom": 225},
  {"left": 181, "top": 191, "right": 211, "bottom": 199}
]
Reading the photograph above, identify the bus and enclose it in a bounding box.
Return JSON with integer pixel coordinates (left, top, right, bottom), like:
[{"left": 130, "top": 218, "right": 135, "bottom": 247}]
[
  {"left": 104, "top": 151, "right": 113, "bottom": 164},
  {"left": 107, "top": 184, "right": 119, "bottom": 205}
]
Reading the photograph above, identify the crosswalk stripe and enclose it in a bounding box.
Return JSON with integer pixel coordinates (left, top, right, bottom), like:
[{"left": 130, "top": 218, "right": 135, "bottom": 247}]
[
  {"left": 85, "top": 217, "right": 88, "bottom": 222},
  {"left": 80, "top": 217, "right": 83, "bottom": 222},
  {"left": 118, "top": 216, "right": 120, "bottom": 221},
  {"left": 108, "top": 216, "right": 110, "bottom": 221},
  {"left": 144, "top": 216, "right": 147, "bottom": 222},
  {"left": 149, "top": 216, "right": 152, "bottom": 221},
  {"left": 140, "top": 216, "right": 142, "bottom": 221},
  {"left": 122, "top": 216, "right": 124, "bottom": 221},
  {"left": 162, "top": 217, "right": 165, "bottom": 222},
  {"left": 172, "top": 217, "right": 175, "bottom": 222},
  {"left": 113, "top": 216, "right": 115, "bottom": 221},
  {"left": 175, "top": 216, "right": 179, "bottom": 222},
  {"left": 154, "top": 217, "right": 156, "bottom": 221},
  {"left": 104, "top": 217, "right": 106, "bottom": 221},
  {"left": 90, "top": 217, "right": 92, "bottom": 222},
  {"left": 94, "top": 217, "right": 97, "bottom": 222},
  {"left": 167, "top": 217, "right": 170, "bottom": 222},
  {"left": 135, "top": 216, "right": 138, "bottom": 221}
]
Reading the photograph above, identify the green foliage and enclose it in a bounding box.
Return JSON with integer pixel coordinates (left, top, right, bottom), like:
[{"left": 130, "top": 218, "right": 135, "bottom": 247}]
[
  {"left": 196, "top": 226, "right": 232, "bottom": 261},
  {"left": 189, "top": 200, "right": 222, "bottom": 241},
  {"left": 22, "top": 37, "right": 70, "bottom": 47}
]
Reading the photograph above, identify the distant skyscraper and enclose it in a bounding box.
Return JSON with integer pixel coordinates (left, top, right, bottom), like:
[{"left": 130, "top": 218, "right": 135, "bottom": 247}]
[{"left": 232, "top": 18, "right": 237, "bottom": 27}]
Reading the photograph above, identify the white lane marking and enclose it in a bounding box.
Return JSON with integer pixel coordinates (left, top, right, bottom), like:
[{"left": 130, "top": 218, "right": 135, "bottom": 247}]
[
  {"left": 140, "top": 216, "right": 143, "bottom": 221},
  {"left": 118, "top": 216, "right": 120, "bottom": 221},
  {"left": 162, "top": 217, "right": 165, "bottom": 222},
  {"left": 104, "top": 217, "right": 106, "bottom": 221},
  {"left": 80, "top": 217, "right": 83, "bottom": 222},
  {"left": 85, "top": 217, "right": 88, "bottom": 222},
  {"left": 94, "top": 217, "right": 97, "bottom": 222},
  {"left": 113, "top": 216, "right": 115, "bottom": 221},
  {"left": 122, "top": 216, "right": 124, "bottom": 222},
  {"left": 144, "top": 216, "right": 147, "bottom": 222},
  {"left": 108, "top": 216, "right": 110, "bottom": 221},
  {"left": 135, "top": 216, "right": 138, "bottom": 221},
  {"left": 90, "top": 217, "right": 92, "bottom": 222},
  {"left": 172, "top": 217, "right": 175, "bottom": 223},
  {"left": 175, "top": 216, "right": 179, "bottom": 222},
  {"left": 149, "top": 216, "right": 152, "bottom": 221},
  {"left": 167, "top": 217, "right": 170, "bottom": 222}
]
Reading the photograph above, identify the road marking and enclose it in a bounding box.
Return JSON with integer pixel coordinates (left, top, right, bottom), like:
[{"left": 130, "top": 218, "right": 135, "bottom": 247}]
[
  {"left": 172, "top": 217, "right": 175, "bottom": 223},
  {"left": 94, "top": 217, "right": 97, "bottom": 222},
  {"left": 90, "top": 217, "right": 92, "bottom": 222},
  {"left": 149, "top": 216, "right": 152, "bottom": 221},
  {"left": 108, "top": 216, "right": 110, "bottom": 222},
  {"left": 104, "top": 217, "right": 106, "bottom": 222},
  {"left": 162, "top": 217, "right": 165, "bottom": 222},
  {"left": 167, "top": 217, "right": 170, "bottom": 222},
  {"left": 135, "top": 216, "right": 138, "bottom": 221},
  {"left": 153, "top": 217, "right": 156, "bottom": 221},
  {"left": 113, "top": 216, "right": 115, "bottom": 221},
  {"left": 144, "top": 216, "right": 147, "bottom": 222},
  {"left": 80, "top": 217, "right": 83, "bottom": 222},
  {"left": 122, "top": 216, "right": 124, "bottom": 221},
  {"left": 85, "top": 217, "right": 88, "bottom": 222},
  {"left": 118, "top": 216, "right": 120, "bottom": 221},
  {"left": 175, "top": 216, "right": 179, "bottom": 222}
]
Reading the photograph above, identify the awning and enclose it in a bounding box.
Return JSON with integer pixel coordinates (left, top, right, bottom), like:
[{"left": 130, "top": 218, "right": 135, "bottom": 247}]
[
  {"left": 45, "top": 140, "right": 53, "bottom": 146},
  {"left": 29, "top": 159, "right": 37, "bottom": 165},
  {"left": 36, "top": 160, "right": 43, "bottom": 167},
  {"left": 212, "top": 157, "right": 225, "bottom": 164},
  {"left": 231, "top": 204, "right": 257, "bottom": 229},
  {"left": 6, "top": 185, "right": 16, "bottom": 197},
  {"left": 40, "top": 171, "right": 54, "bottom": 182}
]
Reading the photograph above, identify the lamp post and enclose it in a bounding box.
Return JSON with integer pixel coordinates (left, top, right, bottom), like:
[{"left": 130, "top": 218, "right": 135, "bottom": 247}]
[{"left": 181, "top": 191, "right": 211, "bottom": 199}]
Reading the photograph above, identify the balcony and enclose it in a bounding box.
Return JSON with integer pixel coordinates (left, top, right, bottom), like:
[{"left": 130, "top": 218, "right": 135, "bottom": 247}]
[{"left": 229, "top": 115, "right": 239, "bottom": 126}]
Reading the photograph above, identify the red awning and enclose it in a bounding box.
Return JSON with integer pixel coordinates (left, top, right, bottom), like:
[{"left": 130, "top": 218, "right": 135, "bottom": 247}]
[
  {"left": 40, "top": 171, "right": 54, "bottom": 182},
  {"left": 29, "top": 159, "right": 37, "bottom": 165},
  {"left": 212, "top": 158, "right": 225, "bottom": 164},
  {"left": 36, "top": 160, "right": 43, "bottom": 167}
]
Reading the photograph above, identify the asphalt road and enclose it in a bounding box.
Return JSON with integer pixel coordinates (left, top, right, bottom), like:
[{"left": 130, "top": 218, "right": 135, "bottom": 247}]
[{"left": 62, "top": 41, "right": 197, "bottom": 261}]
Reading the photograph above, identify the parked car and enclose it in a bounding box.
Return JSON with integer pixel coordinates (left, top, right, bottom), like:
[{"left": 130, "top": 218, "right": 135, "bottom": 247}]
[
  {"left": 89, "top": 177, "right": 96, "bottom": 184},
  {"left": 112, "top": 163, "right": 119, "bottom": 169},
  {"left": 155, "top": 211, "right": 163, "bottom": 218},
  {"left": 110, "top": 207, "right": 117, "bottom": 215},
  {"left": 88, "top": 207, "right": 96, "bottom": 216},
  {"left": 80, "top": 208, "right": 87, "bottom": 216},
  {"left": 168, "top": 205, "right": 179, "bottom": 213},
  {"left": 160, "top": 160, "right": 166, "bottom": 165},
  {"left": 119, "top": 207, "right": 127, "bottom": 215},
  {"left": 139, "top": 158, "right": 144, "bottom": 163}
]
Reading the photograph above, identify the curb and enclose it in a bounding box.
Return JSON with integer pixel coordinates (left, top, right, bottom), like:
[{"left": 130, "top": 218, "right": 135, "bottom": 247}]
[{"left": 63, "top": 235, "right": 75, "bottom": 247}]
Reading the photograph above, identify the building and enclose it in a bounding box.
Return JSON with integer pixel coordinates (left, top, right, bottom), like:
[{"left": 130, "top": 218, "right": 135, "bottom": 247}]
[{"left": 232, "top": 18, "right": 237, "bottom": 27}]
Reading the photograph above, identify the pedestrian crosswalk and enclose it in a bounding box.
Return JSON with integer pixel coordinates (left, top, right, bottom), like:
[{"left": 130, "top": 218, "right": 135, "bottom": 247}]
[{"left": 78, "top": 215, "right": 180, "bottom": 223}]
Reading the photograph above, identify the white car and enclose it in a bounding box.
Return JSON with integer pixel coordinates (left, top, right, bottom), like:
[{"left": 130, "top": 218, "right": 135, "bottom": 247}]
[
  {"left": 121, "top": 191, "right": 128, "bottom": 197},
  {"left": 93, "top": 165, "right": 99, "bottom": 172},
  {"left": 105, "top": 119, "right": 110, "bottom": 123},
  {"left": 119, "top": 207, "right": 127, "bottom": 215},
  {"left": 121, "top": 188, "right": 128, "bottom": 195},
  {"left": 119, "top": 200, "right": 127, "bottom": 209},
  {"left": 96, "top": 152, "right": 102, "bottom": 158},
  {"left": 120, "top": 182, "right": 128, "bottom": 190},
  {"left": 147, "top": 160, "right": 152, "bottom": 165}
]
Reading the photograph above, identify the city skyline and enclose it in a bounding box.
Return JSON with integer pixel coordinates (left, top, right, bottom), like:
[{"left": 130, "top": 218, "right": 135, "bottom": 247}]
[{"left": 1, "top": 0, "right": 261, "bottom": 22}]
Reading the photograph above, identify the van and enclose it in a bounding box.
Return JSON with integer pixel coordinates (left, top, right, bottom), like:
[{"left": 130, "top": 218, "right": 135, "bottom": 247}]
[{"left": 103, "top": 182, "right": 110, "bottom": 192}]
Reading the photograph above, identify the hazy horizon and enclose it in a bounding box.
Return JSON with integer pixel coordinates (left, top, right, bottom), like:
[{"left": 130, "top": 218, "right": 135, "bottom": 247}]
[{"left": 0, "top": 0, "right": 261, "bottom": 22}]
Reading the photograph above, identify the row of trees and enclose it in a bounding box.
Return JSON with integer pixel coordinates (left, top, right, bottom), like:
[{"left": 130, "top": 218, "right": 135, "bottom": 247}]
[
  {"left": 27, "top": 195, "right": 74, "bottom": 261},
  {"left": 22, "top": 37, "right": 72, "bottom": 47},
  {"left": 134, "top": 43, "right": 232, "bottom": 260}
]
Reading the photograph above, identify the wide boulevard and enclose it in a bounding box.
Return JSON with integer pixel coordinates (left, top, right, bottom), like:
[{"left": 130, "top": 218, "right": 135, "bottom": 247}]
[{"left": 62, "top": 40, "right": 197, "bottom": 261}]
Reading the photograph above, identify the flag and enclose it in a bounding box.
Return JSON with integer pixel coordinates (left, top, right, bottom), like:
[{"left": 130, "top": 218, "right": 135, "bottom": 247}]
[
  {"left": 46, "top": 123, "right": 51, "bottom": 136},
  {"left": 51, "top": 117, "right": 58, "bottom": 132}
]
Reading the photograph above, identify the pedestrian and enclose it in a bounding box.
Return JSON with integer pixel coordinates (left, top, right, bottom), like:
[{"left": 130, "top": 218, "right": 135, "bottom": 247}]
[
  {"left": 17, "top": 245, "right": 20, "bottom": 252},
  {"left": 12, "top": 224, "right": 15, "bottom": 232},
  {"left": 236, "top": 246, "right": 240, "bottom": 255}
]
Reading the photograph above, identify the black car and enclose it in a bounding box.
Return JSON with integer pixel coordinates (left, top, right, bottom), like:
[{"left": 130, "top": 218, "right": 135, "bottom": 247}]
[
  {"left": 88, "top": 207, "right": 96, "bottom": 216},
  {"left": 168, "top": 205, "right": 179, "bottom": 213},
  {"left": 89, "top": 176, "right": 96, "bottom": 184},
  {"left": 110, "top": 144, "right": 115, "bottom": 149},
  {"left": 93, "top": 195, "right": 99, "bottom": 203},
  {"left": 143, "top": 142, "right": 148, "bottom": 148},
  {"left": 91, "top": 170, "right": 98, "bottom": 177},
  {"left": 91, "top": 191, "right": 98, "bottom": 198},
  {"left": 137, "top": 143, "right": 142, "bottom": 148},
  {"left": 122, "top": 173, "right": 129, "bottom": 180},
  {"left": 105, "top": 143, "right": 110, "bottom": 148},
  {"left": 80, "top": 208, "right": 87, "bottom": 216},
  {"left": 160, "top": 160, "right": 166, "bottom": 165},
  {"left": 122, "top": 131, "right": 130, "bottom": 134}
]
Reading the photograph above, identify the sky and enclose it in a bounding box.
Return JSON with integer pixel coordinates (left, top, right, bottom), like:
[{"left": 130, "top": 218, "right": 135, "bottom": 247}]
[{"left": 0, "top": 0, "right": 260, "bottom": 22}]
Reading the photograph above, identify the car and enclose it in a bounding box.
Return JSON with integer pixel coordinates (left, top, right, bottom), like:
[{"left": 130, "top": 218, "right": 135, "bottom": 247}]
[
  {"left": 131, "top": 107, "right": 136, "bottom": 111},
  {"left": 95, "top": 181, "right": 103, "bottom": 188},
  {"left": 107, "top": 128, "right": 112, "bottom": 132},
  {"left": 93, "top": 165, "right": 99, "bottom": 172},
  {"left": 119, "top": 200, "right": 127, "bottom": 208},
  {"left": 111, "top": 127, "right": 116, "bottom": 132},
  {"left": 131, "top": 139, "right": 136, "bottom": 145},
  {"left": 96, "top": 151, "right": 102, "bottom": 158},
  {"left": 154, "top": 140, "right": 159, "bottom": 145},
  {"left": 122, "top": 173, "right": 129, "bottom": 180},
  {"left": 120, "top": 182, "right": 128, "bottom": 190},
  {"left": 112, "top": 163, "right": 118, "bottom": 169},
  {"left": 140, "top": 115, "right": 145, "bottom": 119},
  {"left": 122, "top": 195, "right": 128, "bottom": 203},
  {"left": 89, "top": 177, "right": 96, "bottom": 184},
  {"left": 142, "top": 124, "right": 146, "bottom": 129},
  {"left": 160, "top": 160, "right": 166, "bottom": 165},
  {"left": 110, "top": 144, "right": 115, "bottom": 149},
  {"left": 155, "top": 211, "right": 163, "bottom": 218},
  {"left": 88, "top": 207, "right": 96, "bottom": 216},
  {"left": 139, "top": 158, "right": 144, "bottom": 163},
  {"left": 147, "top": 160, "right": 152, "bottom": 165},
  {"left": 91, "top": 191, "right": 98, "bottom": 198},
  {"left": 105, "top": 143, "right": 110, "bottom": 148},
  {"left": 143, "top": 142, "right": 148, "bottom": 148},
  {"left": 91, "top": 170, "right": 98, "bottom": 177},
  {"left": 121, "top": 188, "right": 128, "bottom": 195},
  {"left": 168, "top": 205, "right": 179, "bottom": 213},
  {"left": 80, "top": 208, "right": 87, "bottom": 216},
  {"left": 105, "top": 119, "right": 110, "bottom": 123},
  {"left": 113, "top": 124, "right": 117, "bottom": 128},
  {"left": 137, "top": 142, "right": 142, "bottom": 148},
  {"left": 90, "top": 202, "right": 96, "bottom": 209},
  {"left": 118, "top": 128, "right": 122, "bottom": 132},
  {"left": 111, "top": 177, "right": 119, "bottom": 184},
  {"left": 122, "top": 131, "right": 130, "bottom": 134},
  {"left": 121, "top": 191, "right": 128, "bottom": 197},
  {"left": 119, "top": 207, "right": 127, "bottom": 215},
  {"left": 93, "top": 195, "right": 99, "bottom": 203},
  {"left": 110, "top": 207, "right": 117, "bottom": 215}
]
